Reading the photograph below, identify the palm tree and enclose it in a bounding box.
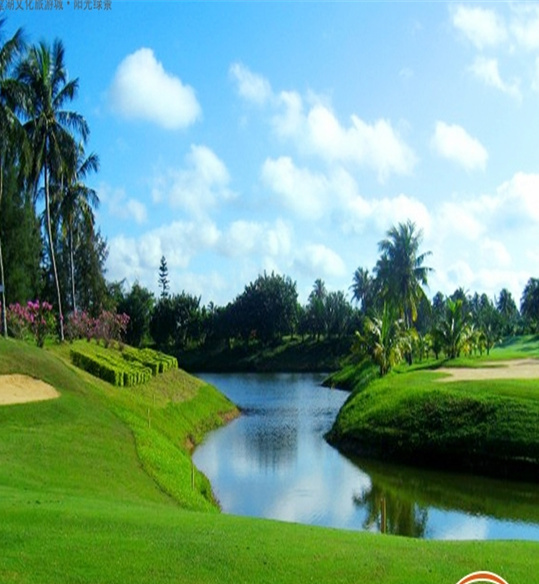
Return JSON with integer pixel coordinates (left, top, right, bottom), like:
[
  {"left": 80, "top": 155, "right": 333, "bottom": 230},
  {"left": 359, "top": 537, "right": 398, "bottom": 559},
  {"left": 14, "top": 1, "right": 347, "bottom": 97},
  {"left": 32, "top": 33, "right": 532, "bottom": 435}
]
[
  {"left": 353, "top": 303, "right": 409, "bottom": 376},
  {"left": 496, "top": 288, "right": 519, "bottom": 337},
  {"left": 350, "top": 267, "right": 373, "bottom": 314},
  {"left": 433, "top": 298, "right": 471, "bottom": 359},
  {"left": 521, "top": 278, "right": 539, "bottom": 333},
  {"left": 58, "top": 144, "right": 99, "bottom": 313},
  {"left": 17, "top": 39, "right": 89, "bottom": 341},
  {"left": 0, "top": 18, "right": 25, "bottom": 337},
  {"left": 375, "top": 220, "right": 432, "bottom": 329}
]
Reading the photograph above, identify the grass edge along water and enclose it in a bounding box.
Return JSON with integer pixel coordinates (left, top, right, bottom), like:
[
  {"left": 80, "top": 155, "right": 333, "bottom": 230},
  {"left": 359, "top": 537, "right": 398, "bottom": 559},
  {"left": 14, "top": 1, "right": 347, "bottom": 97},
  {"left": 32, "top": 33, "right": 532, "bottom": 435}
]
[{"left": 0, "top": 337, "right": 538, "bottom": 584}]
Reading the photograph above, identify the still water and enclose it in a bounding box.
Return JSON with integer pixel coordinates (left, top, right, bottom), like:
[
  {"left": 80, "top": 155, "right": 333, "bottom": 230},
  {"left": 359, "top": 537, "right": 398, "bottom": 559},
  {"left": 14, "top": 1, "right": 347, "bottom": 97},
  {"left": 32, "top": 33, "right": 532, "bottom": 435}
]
[{"left": 192, "top": 373, "right": 539, "bottom": 540}]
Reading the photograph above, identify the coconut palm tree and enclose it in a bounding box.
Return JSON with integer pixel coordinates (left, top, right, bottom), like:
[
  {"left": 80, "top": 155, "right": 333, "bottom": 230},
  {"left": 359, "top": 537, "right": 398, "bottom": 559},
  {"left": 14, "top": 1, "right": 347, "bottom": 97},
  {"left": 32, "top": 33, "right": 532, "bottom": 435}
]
[
  {"left": 521, "top": 278, "right": 539, "bottom": 333},
  {"left": 375, "top": 220, "right": 432, "bottom": 329},
  {"left": 0, "top": 18, "right": 25, "bottom": 337},
  {"left": 353, "top": 303, "right": 409, "bottom": 376},
  {"left": 17, "top": 39, "right": 89, "bottom": 341},
  {"left": 57, "top": 144, "right": 99, "bottom": 313},
  {"left": 433, "top": 298, "right": 471, "bottom": 359},
  {"left": 350, "top": 267, "right": 374, "bottom": 314}
]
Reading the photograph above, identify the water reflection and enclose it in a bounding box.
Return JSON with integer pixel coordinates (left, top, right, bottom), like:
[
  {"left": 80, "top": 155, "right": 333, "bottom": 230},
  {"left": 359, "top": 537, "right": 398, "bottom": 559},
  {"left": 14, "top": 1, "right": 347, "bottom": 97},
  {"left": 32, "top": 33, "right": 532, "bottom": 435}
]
[
  {"left": 193, "top": 373, "right": 539, "bottom": 540},
  {"left": 349, "top": 456, "right": 539, "bottom": 538}
]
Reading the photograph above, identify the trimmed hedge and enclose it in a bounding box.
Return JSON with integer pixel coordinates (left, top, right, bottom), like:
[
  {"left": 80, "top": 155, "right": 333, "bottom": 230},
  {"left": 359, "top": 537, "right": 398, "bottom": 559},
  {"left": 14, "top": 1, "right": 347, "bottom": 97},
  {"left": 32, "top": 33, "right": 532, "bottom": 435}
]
[
  {"left": 70, "top": 344, "right": 177, "bottom": 387},
  {"left": 121, "top": 346, "right": 178, "bottom": 374}
]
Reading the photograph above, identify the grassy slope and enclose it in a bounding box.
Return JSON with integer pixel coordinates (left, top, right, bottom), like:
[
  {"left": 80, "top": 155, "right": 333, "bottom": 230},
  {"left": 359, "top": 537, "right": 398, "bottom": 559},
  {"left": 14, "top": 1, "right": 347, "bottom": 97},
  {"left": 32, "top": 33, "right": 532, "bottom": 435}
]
[
  {"left": 1, "top": 338, "right": 538, "bottom": 584},
  {"left": 328, "top": 337, "right": 539, "bottom": 479}
]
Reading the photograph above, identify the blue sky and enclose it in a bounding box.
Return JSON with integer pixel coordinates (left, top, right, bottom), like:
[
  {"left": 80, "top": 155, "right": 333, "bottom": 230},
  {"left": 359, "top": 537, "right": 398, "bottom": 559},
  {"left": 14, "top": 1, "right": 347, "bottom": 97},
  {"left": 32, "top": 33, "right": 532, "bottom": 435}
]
[{"left": 5, "top": 1, "right": 539, "bottom": 305}]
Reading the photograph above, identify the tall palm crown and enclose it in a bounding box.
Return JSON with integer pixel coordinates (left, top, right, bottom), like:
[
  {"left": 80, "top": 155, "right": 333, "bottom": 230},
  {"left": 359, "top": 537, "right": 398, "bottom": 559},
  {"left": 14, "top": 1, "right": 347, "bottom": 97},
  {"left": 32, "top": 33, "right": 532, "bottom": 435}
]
[
  {"left": 350, "top": 267, "right": 372, "bottom": 314},
  {"left": 0, "top": 18, "right": 25, "bottom": 337},
  {"left": 17, "top": 39, "right": 89, "bottom": 340},
  {"left": 375, "top": 220, "right": 432, "bottom": 328},
  {"left": 58, "top": 144, "right": 99, "bottom": 312}
]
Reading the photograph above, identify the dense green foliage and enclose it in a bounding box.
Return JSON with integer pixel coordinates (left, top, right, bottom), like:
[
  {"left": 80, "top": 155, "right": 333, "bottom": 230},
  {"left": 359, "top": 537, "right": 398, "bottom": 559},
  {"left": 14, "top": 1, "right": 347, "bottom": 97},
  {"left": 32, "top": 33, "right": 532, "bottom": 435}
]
[{"left": 328, "top": 339, "right": 539, "bottom": 480}]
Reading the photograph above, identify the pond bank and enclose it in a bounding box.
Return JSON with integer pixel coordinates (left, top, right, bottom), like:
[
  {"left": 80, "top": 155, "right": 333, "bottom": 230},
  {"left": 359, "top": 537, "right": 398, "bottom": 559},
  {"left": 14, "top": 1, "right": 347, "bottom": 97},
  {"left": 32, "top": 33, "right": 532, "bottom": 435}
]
[{"left": 327, "top": 363, "right": 539, "bottom": 482}]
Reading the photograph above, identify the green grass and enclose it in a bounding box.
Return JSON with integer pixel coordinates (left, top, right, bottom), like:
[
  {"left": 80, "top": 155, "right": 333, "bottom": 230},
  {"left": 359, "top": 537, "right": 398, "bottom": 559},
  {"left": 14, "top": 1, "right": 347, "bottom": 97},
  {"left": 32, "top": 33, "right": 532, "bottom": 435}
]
[
  {"left": 328, "top": 337, "right": 539, "bottom": 480},
  {"left": 1, "top": 337, "right": 539, "bottom": 583}
]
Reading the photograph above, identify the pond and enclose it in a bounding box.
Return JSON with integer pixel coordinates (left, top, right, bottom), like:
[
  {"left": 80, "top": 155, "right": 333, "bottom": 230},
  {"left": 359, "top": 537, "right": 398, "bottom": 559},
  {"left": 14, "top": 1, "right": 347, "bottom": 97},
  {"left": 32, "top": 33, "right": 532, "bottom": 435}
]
[{"left": 192, "top": 372, "right": 539, "bottom": 540}]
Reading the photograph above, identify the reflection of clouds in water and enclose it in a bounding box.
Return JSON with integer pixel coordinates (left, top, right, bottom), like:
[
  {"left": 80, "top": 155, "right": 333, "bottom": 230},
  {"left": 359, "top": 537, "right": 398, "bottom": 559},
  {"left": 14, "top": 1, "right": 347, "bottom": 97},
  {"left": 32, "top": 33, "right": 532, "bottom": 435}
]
[
  {"left": 194, "top": 374, "right": 539, "bottom": 540},
  {"left": 438, "top": 515, "right": 489, "bottom": 540},
  {"left": 265, "top": 454, "right": 371, "bottom": 528}
]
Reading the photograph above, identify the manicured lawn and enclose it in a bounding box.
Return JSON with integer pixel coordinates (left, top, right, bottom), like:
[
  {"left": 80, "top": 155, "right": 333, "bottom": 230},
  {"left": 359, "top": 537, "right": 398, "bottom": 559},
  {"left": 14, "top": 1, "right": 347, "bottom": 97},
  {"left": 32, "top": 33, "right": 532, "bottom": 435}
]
[
  {"left": 1, "top": 337, "right": 538, "bottom": 584},
  {"left": 328, "top": 337, "right": 539, "bottom": 479}
]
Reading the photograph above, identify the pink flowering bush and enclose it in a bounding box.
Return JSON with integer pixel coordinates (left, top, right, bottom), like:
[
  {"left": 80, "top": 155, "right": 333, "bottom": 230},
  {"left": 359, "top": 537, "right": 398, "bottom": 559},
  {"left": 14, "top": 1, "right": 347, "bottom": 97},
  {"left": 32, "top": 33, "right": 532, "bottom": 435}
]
[
  {"left": 65, "top": 310, "right": 129, "bottom": 347},
  {"left": 7, "top": 300, "right": 57, "bottom": 348}
]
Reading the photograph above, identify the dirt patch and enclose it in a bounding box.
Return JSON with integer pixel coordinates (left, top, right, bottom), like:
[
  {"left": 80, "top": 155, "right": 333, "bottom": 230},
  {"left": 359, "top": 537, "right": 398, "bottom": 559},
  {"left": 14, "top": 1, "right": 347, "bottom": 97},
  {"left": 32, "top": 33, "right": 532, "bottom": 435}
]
[
  {"left": 0, "top": 374, "right": 60, "bottom": 405},
  {"left": 437, "top": 359, "right": 539, "bottom": 382}
]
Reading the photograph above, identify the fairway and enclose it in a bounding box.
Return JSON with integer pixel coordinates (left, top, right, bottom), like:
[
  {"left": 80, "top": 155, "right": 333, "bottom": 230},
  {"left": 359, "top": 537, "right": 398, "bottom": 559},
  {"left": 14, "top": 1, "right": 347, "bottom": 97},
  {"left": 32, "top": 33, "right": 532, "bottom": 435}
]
[{"left": 1, "top": 337, "right": 539, "bottom": 584}]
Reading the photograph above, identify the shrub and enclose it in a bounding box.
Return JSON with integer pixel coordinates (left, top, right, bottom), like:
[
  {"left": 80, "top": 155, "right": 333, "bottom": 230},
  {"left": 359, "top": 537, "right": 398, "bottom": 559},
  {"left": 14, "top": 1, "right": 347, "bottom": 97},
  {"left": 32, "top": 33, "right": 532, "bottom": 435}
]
[{"left": 7, "top": 300, "right": 56, "bottom": 347}]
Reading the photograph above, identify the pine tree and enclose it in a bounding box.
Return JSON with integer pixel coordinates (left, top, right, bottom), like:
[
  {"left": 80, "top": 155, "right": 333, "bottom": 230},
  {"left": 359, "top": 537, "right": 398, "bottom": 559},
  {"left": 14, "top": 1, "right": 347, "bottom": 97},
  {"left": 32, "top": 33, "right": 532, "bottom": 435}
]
[{"left": 158, "top": 255, "right": 169, "bottom": 299}]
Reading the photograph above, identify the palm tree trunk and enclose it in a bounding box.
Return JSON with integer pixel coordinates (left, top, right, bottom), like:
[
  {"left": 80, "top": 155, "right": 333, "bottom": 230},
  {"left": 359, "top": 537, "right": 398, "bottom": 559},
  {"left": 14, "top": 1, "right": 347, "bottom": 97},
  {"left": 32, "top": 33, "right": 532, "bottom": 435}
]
[
  {"left": 0, "top": 160, "right": 7, "bottom": 338},
  {"left": 69, "top": 223, "right": 76, "bottom": 313},
  {"left": 45, "top": 164, "right": 64, "bottom": 341}
]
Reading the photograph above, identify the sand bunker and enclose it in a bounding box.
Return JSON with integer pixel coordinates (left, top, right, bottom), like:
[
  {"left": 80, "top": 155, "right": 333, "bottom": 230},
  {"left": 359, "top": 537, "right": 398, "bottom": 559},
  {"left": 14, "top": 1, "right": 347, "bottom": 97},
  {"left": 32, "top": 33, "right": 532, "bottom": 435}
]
[
  {"left": 0, "top": 374, "right": 60, "bottom": 405},
  {"left": 437, "top": 359, "right": 539, "bottom": 382}
]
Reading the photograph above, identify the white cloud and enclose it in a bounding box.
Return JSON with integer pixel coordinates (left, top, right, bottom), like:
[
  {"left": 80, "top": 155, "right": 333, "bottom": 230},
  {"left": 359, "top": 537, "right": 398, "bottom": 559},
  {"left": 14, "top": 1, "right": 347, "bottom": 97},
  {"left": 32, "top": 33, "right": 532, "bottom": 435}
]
[
  {"left": 230, "top": 62, "right": 272, "bottom": 105},
  {"left": 99, "top": 184, "right": 147, "bottom": 224},
  {"left": 469, "top": 56, "right": 521, "bottom": 100},
  {"left": 480, "top": 238, "right": 511, "bottom": 267},
  {"left": 153, "top": 145, "right": 235, "bottom": 218},
  {"left": 232, "top": 63, "right": 416, "bottom": 181},
  {"left": 107, "top": 219, "right": 220, "bottom": 285},
  {"left": 261, "top": 157, "right": 336, "bottom": 220},
  {"left": 294, "top": 244, "right": 347, "bottom": 278},
  {"left": 431, "top": 121, "right": 488, "bottom": 171},
  {"left": 510, "top": 5, "right": 539, "bottom": 50},
  {"left": 220, "top": 218, "right": 293, "bottom": 260},
  {"left": 370, "top": 195, "right": 432, "bottom": 237},
  {"left": 437, "top": 201, "right": 485, "bottom": 242},
  {"left": 276, "top": 99, "right": 417, "bottom": 181},
  {"left": 451, "top": 5, "right": 507, "bottom": 49},
  {"left": 109, "top": 48, "right": 201, "bottom": 129},
  {"left": 495, "top": 172, "right": 539, "bottom": 224}
]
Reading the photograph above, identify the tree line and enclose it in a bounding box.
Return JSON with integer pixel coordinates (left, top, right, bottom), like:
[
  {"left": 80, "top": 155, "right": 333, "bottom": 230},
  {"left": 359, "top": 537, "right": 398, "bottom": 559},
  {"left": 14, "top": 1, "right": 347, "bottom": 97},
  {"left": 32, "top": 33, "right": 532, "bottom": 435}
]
[
  {"left": 2, "top": 20, "right": 539, "bottom": 362},
  {"left": 114, "top": 244, "right": 539, "bottom": 365},
  {"left": 0, "top": 18, "right": 108, "bottom": 339}
]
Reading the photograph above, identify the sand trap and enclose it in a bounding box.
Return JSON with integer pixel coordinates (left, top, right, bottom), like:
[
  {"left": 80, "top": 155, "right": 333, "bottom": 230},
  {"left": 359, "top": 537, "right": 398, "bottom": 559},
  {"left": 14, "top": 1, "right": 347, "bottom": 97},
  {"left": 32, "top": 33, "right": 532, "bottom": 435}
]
[
  {"left": 437, "top": 359, "right": 539, "bottom": 382},
  {"left": 0, "top": 374, "right": 60, "bottom": 405}
]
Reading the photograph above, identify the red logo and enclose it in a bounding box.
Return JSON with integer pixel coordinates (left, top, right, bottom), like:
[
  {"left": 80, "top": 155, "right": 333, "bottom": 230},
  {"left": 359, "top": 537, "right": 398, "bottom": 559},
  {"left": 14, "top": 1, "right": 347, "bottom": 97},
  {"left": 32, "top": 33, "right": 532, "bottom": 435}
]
[{"left": 456, "top": 572, "right": 509, "bottom": 584}]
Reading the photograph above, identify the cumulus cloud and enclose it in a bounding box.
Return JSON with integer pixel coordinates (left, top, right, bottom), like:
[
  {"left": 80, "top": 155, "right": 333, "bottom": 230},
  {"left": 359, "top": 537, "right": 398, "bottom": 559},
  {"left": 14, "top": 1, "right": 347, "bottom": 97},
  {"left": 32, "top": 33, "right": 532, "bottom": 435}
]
[
  {"left": 107, "top": 219, "right": 220, "bottom": 283},
  {"left": 294, "top": 244, "right": 347, "bottom": 279},
  {"left": 99, "top": 184, "right": 147, "bottom": 224},
  {"left": 220, "top": 218, "right": 293, "bottom": 260},
  {"left": 469, "top": 56, "right": 521, "bottom": 100},
  {"left": 274, "top": 98, "right": 417, "bottom": 181},
  {"left": 231, "top": 63, "right": 416, "bottom": 181},
  {"left": 230, "top": 62, "right": 272, "bottom": 105},
  {"left": 451, "top": 5, "right": 507, "bottom": 49},
  {"left": 152, "top": 145, "right": 235, "bottom": 217},
  {"left": 431, "top": 121, "right": 488, "bottom": 171},
  {"left": 510, "top": 5, "right": 539, "bottom": 51},
  {"left": 109, "top": 48, "right": 201, "bottom": 129},
  {"left": 480, "top": 238, "right": 511, "bottom": 267}
]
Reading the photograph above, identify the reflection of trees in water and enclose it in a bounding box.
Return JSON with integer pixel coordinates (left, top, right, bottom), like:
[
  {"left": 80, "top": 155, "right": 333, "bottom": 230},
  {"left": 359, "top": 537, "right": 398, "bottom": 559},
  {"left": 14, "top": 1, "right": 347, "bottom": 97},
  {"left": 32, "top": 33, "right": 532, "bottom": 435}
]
[
  {"left": 353, "top": 482, "right": 429, "bottom": 537},
  {"left": 349, "top": 454, "right": 539, "bottom": 528},
  {"left": 243, "top": 417, "right": 299, "bottom": 472}
]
